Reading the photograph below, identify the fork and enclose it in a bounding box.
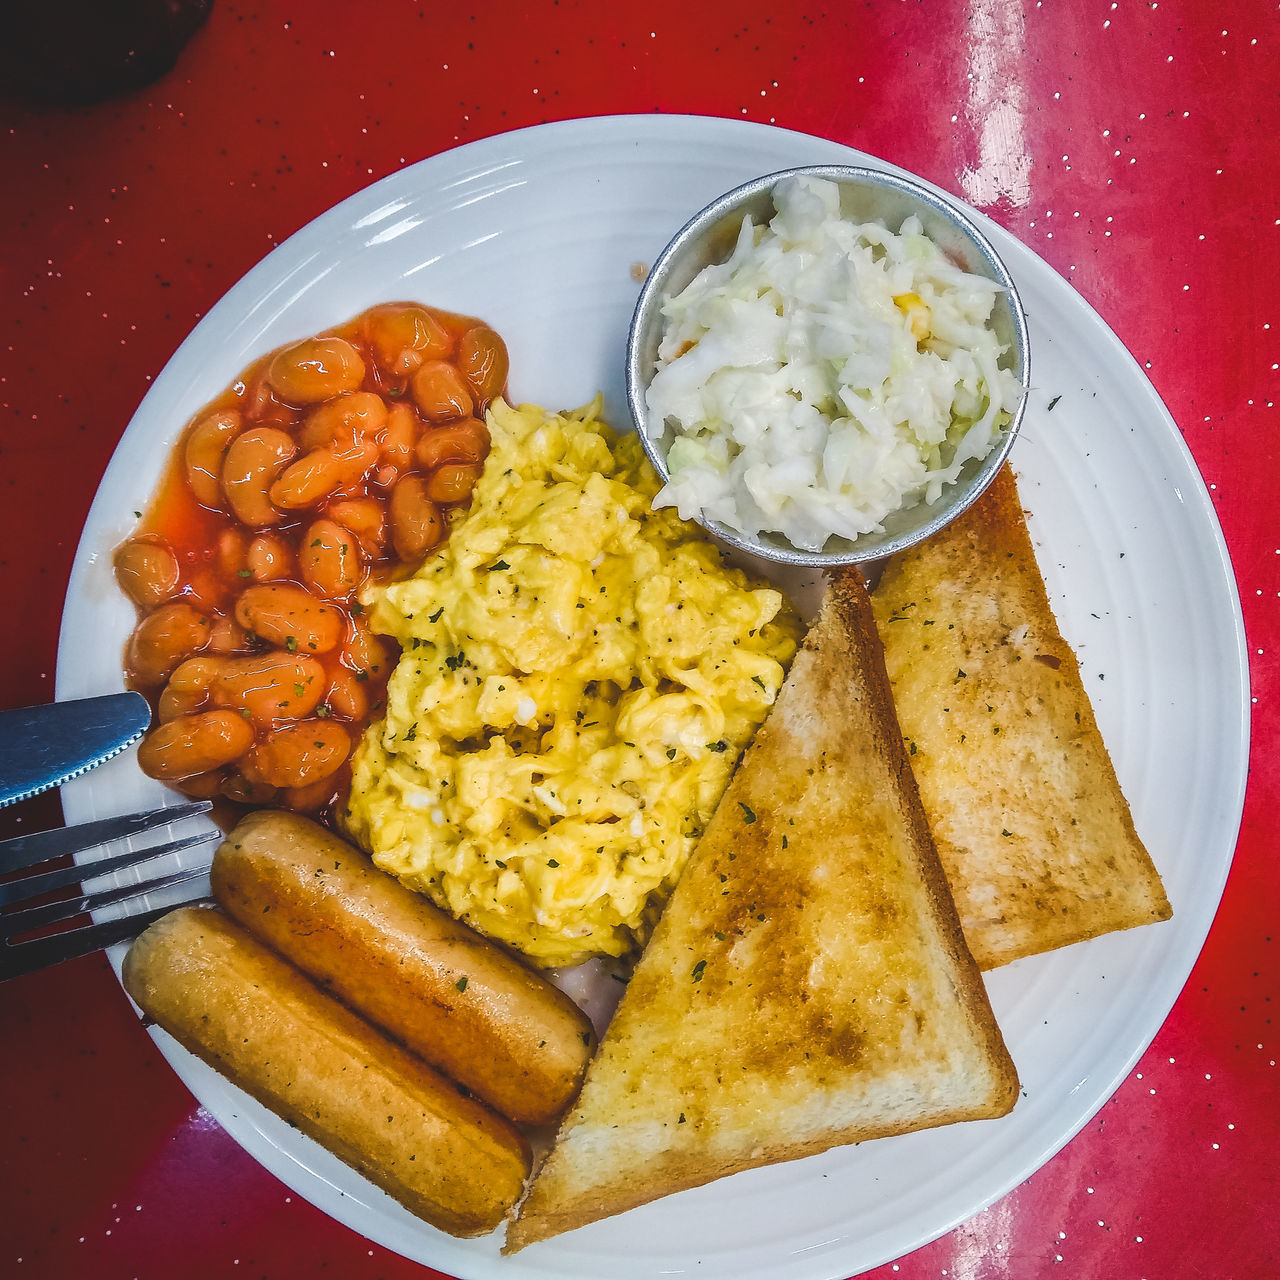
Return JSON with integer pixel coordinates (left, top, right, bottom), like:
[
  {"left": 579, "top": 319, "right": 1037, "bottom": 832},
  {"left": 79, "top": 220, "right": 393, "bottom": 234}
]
[{"left": 0, "top": 800, "right": 219, "bottom": 982}]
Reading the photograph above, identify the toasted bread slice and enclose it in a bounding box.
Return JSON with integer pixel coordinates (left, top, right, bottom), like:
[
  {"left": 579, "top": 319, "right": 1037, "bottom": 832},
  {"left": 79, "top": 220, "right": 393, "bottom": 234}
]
[
  {"left": 505, "top": 571, "right": 1018, "bottom": 1251},
  {"left": 870, "top": 465, "right": 1172, "bottom": 969}
]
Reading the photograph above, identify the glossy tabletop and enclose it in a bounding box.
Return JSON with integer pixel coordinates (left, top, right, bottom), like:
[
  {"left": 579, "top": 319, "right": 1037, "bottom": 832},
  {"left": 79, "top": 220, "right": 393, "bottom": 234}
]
[{"left": 1, "top": 2, "right": 1276, "bottom": 1277}]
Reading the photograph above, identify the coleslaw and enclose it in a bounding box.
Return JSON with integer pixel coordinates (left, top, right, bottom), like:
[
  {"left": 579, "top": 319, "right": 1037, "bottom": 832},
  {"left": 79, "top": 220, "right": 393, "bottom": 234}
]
[{"left": 645, "top": 175, "right": 1024, "bottom": 551}]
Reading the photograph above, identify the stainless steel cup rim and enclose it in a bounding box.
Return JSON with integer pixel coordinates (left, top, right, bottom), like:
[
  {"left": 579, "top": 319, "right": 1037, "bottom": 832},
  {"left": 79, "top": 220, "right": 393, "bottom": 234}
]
[{"left": 625, "top": 164, "right": 1031, "bottom": 569}]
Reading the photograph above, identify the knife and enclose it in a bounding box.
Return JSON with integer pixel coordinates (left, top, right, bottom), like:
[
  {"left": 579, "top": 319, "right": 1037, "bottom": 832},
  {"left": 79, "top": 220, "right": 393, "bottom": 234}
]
[{"left": 0, "top": 691, "right": 153, "bottom": 809}]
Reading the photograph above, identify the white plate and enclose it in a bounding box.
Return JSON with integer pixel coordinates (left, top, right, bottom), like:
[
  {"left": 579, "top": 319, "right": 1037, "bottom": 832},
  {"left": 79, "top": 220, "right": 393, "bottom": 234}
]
[{"left": 57, "top": 115, "right": 1250, "bottom": 1280}]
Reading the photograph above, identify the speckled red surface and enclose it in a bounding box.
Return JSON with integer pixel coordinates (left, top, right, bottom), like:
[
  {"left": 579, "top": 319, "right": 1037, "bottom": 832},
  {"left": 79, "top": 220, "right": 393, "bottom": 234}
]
[{"left": 2, "top": 2, "right": 1277, "bottom": 1277}]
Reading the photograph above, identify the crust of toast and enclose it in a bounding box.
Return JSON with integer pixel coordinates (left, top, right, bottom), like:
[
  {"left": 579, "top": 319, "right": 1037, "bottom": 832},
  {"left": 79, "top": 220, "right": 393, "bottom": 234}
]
[
  {"left": 870, "top": 465, "right": 1172, "bottom": 969},
  {"left": 505, "top": 571, "right": 1018, "bottom": 1251}
]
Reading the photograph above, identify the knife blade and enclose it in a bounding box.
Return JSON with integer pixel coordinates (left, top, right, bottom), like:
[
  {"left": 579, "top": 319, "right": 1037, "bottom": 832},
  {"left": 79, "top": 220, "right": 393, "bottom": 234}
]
[{"left": 0, "top": 691, "right": 153, "bottom": 809}]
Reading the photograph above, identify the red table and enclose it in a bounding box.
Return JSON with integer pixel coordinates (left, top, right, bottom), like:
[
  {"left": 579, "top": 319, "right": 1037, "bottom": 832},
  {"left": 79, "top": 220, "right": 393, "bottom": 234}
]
[{"left": 2, "top": 2, "right": 1276, "bottom": 1276}]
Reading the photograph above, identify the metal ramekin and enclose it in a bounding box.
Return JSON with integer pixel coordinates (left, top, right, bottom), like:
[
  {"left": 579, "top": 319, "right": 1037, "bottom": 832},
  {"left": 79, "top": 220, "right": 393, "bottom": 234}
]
[{"left": 626, "top": 165, "right": 1031, "bottom": 568}]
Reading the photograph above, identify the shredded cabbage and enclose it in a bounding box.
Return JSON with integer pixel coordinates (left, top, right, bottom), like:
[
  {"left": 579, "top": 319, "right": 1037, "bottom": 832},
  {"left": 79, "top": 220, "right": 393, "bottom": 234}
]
[{"left": 645, "top": 176, "right": 1023, "bottom": 551}]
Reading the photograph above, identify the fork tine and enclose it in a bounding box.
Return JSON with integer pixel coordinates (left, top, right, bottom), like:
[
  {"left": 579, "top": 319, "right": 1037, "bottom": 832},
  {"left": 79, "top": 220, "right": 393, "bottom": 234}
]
[
  {"left": 0, "top": 897, "right": 212, "bottom": 983},
  {"left": 0, "top": 862, "right": 212, "bottom": 938},
  {"left": 0, "top": 800, "right": 213, "bottom": 874},
  {"left": 0, "top": 831, "right": 219, "bottom": 909}
]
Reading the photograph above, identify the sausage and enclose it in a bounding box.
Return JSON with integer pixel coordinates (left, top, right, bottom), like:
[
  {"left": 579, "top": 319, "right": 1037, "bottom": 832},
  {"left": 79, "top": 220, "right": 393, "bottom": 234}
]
[
  {"left": 122, "top": 906, "right": 529, "bottom": 1238},
  {"left": 210, "top": 809, "right": 596, "bottom": 1126}
]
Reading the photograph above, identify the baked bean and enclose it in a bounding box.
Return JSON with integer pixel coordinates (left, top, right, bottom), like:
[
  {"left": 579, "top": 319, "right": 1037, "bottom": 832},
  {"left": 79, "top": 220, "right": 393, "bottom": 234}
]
[
  {"left": 388, "top": 475, "right": 445, "bottom": 562},
  {"left": 168, "top": 654, "right": 228, "bottom": 692},
  {"left": 207, "top": 614, "right": 252, "bottom": 654},
  {"left": 267, "top": 336, "right": 365, "bottom": 404},
  {"left": 176, "top": 770, "right": 225, "bottom": 800},
  {"left": 415, "top": 418, "right": 490, "bottom": 472},
  {"left": 211, "top": 651, "right": 327, "bottom": 725},
  {"left": 299, "top": 390, "right": 388, "bottom": 451},
  {"left": 157, "top": 684, "right": 198, "bottom": 723},
  {"left": 281, "top": 762, "right": 351, "bottom": 815},
  {"left": 113, "top": 537, "right": 180, "bottom": 607},
  {"left": 222, "top": 427, "right": 296, "bottom": 527},
  {"left": 344, "top": 620, "right": 393, "bottom": 681},
  {"left": 425, "top": 462, "right": 484, "bottom": 505},
  {"left": 410, "top": 359, "right": 474, "bottom": 423},
  {"left": 158, "top": 682, "right": 202, "bottom": 722},
  {"left": 219, "top": 773, "right": 281, "bottom": 806},
  {"left": 246, "top": 533, "right": 293, "bottom": 583},
  {"left": 160, "top": 654, "right": 228, "bottom": 720},
  {"left": 235, "top": 583, "right": 344, "bottom": 654},
  {"left": 363, "top": 304, "right": 451, "bottom": 377},
  {"left": 127, "top": 602, "right": 212, "bottom": 686},
  {"left": 269, "top": 440, "right": 378, "bottom": 509},
  {"left": 375, "top": 401, "right": 418, "bottom": 483},
  {"left": 299, "top": 518, "right": 362, "bottom": 598},
  {"left": 183, "top": 409, "right": 241, "bottom": 508},
  {"left": 456, "top": 324, "right": 508, "bottom": 410},
  {"left": 136, "top": 710, "right": 254, "bottom": 780},
  {"left": 216, "top": 528, "right": 249, "bottom": 579},
  {"left": 242, "top": 720, "right": 351, "bottom": 789},
  {"left": 244, "top": 377, "right": 294, "bottom": 422},
  {"left": 325, "top": 667, "right": 368, "bottom": 722},
  {"left": 326, "top": 497, "right": 386, "bottom": 554},
  {"left": 180, "top": 568, "right": 231, "bottom": 615}
]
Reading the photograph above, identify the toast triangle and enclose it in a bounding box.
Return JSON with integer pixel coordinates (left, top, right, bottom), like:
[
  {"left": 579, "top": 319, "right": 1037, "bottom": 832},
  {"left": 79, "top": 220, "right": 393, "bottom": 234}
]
[
  {"left": 870, "top": 465, "right": 1172, "bottom": 968},
  {"left": 505, "top": 571, "right": 1017, "bottom": 1251}
]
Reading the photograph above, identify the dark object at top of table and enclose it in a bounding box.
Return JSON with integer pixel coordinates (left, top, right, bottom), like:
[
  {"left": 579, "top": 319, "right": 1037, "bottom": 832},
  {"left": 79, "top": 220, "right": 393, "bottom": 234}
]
[{"left": 1, "top": 0, "right": 214, "bottom": 107}]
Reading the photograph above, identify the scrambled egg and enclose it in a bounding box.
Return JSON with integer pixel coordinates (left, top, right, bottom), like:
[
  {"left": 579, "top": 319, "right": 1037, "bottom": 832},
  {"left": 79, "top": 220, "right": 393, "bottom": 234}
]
[{"left": 343, "top": 398, "right": 800, "bottom": 967}]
